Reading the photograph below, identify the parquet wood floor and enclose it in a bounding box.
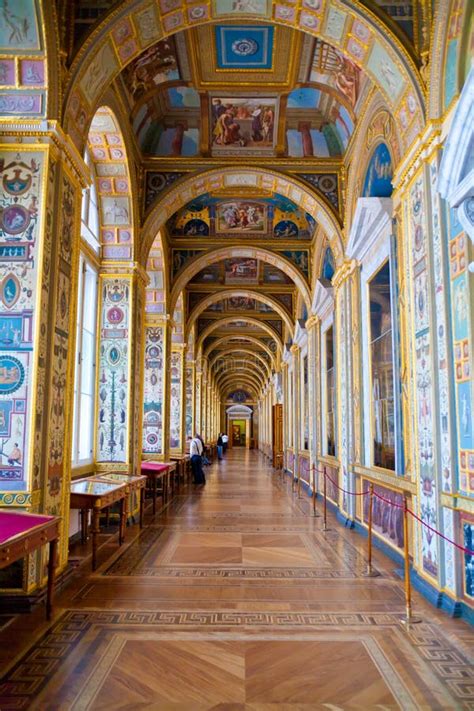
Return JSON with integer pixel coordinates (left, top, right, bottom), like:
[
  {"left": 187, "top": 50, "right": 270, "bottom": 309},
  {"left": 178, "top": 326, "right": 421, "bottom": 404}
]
[{"left": 0, "top": 450, "right": 473, "bottom": 710}]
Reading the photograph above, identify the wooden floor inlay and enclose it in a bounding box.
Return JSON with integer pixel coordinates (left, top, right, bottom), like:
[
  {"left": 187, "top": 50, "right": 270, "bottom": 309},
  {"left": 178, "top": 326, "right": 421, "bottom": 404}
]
[{"left": 0, "top": 450, "right": 472, "bottom": 710}]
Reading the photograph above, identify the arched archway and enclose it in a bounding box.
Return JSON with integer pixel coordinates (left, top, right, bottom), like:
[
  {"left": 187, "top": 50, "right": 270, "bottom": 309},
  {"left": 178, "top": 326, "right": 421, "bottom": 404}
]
[
  {"left": 172, "top": 247, "right": 311, "bottom": 316},
  {"left": 210, "top": 349, "right": 272, "bottom": 378},
  {"left": 63, "top": 1, "right": 425, "bottom": 153},
  {"left": 142, "top": 167, "right": 344, "bottom": 268},
  {"left": 204, "top": 336, "right": 277, "bottom": 366},
  {"left": 187, "top": 289, "right": 294, "bottom": 338},
  {"left": 87, "top": 105, "right": 136, "bottom": 260},
  {"left": 197, "top": 316, "right": 283, "bottom": 353}
]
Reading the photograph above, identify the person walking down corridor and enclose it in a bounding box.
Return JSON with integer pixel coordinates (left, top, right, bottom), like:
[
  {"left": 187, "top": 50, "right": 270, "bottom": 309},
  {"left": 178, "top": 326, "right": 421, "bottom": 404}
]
[
  {"left": 222, "top": 433, "right": 229, "bottom": 454},
  {"left": 190, "top": 433, "right": 205, "bottom": 485},
  {"left": 217, "top": 433, "right": 224, "bottom": 461}
]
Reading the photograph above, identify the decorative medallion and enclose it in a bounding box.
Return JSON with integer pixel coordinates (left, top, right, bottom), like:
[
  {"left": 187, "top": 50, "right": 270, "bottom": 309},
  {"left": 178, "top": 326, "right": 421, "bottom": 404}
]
[
  {"left": 107, "top": 345, "right": 121, "bottom": 366},
  {"left": 107, "top": 306, "right": 124, "bottom": 324},
  {"left": 1, "top": 274, "right": 20, "bottom": 308},
  {"left": 0, "top": 205, "right": 30, "bottom": 235},
  {"left": 0, "top": 355, "right": 25, "bottom": 394},
  {"left": 231, "top": 38, "right": 258, "bottom": 56}
]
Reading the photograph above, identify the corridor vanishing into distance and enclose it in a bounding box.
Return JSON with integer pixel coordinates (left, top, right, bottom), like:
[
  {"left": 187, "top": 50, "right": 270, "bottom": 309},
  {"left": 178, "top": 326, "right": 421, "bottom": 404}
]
[{"left": 0, "top": 450, "right": 472, "bottom": 710}]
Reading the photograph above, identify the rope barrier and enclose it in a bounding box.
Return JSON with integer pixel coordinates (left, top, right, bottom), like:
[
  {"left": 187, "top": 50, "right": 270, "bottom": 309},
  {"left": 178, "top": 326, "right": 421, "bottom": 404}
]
[
  {"left": 407, "top": 508, "right": 474, "bottom": 557},
  {"left": 324, "top": 472, "right": 370, "bottom": 497},
  {"left": 372, "top": 490, "right": 405, "bottom": 509}
]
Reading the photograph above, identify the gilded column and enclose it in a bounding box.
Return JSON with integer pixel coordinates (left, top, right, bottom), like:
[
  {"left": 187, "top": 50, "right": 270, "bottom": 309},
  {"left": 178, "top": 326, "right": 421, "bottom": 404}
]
[
  {"left": 195, "top": 365, "right": 202, "bottom": 436},
  {"left": 142, "top": 316, "right": 171, "bottom": 461},
  {"left": 96, "top": 265, "right": 146, "bottom": 474},
  {"left": 306, "top": 315, "right": 320, "bottom": 491},
  {"left": 0, "top": 128, "right": 87, "bottom": 591},
  {"left": 333, "top": 259, "right": 358, "bottom": 517},
  {"left": 169, "top": 343, "right": 185, "bottom": 453},
  {"left": 290, "top": 344, "right": 300, "bottom": 484},
  {"left": 281, "top": 361, "right": 289, "bottom": 469}
]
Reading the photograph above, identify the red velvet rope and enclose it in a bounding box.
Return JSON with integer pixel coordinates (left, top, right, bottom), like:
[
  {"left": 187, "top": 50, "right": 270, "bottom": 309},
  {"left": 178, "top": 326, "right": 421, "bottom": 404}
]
[
  {"left": 407, "top": 508, "right": 474, "bottom": 557},
  {"left": 372, "top": 490, "right": 404, "bottom": 509},
  {"left": 318, "top": 471, "right": 474, "bottom": 556},
  {"left": 324, "top": 472, "right": 370, "bottom": 497}
]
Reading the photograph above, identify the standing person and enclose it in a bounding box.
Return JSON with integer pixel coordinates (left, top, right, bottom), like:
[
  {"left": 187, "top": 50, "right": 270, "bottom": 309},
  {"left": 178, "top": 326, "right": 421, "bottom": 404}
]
[
  {"left": 217, "top": 433, "right": 224, "bottom": 461},
  {"left": 222, "top": 432, "right": 229, "bottom": 454},
  {"left": 190, "top": 433, "right": 205, "bottom": 485},
  {"left": 197, "top": 433, "right": 211, "bottom": 465}
]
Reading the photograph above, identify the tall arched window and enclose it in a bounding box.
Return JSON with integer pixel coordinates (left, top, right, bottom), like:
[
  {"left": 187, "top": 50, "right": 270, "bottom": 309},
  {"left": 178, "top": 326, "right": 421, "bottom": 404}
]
[{"left": 72, "top": 150, "right": 99, "bottom": 466}]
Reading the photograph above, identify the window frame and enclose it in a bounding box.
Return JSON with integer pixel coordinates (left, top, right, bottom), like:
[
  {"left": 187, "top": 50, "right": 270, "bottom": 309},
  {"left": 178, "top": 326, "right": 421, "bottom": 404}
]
[
  {"left": 368, "top": 259, "right": 396, "bottom": 471},
  {"left": 72, "top": 253, "right": 99, "bottom": 468}
]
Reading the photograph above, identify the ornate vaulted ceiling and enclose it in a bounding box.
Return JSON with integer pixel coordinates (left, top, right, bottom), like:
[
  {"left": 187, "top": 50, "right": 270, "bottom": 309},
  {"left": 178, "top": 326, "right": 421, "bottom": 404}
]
[{"left": 65, "top": 0, "right": 419, "bottom": 402}]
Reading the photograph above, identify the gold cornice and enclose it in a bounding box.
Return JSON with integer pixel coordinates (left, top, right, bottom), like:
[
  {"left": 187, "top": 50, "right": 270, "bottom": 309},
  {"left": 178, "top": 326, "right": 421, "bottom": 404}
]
[
  {"left": 143, "top": 156, "right": 344, "bottom": 170},
  {"left": 0, "top": 120, "right": 90, "bottom": 187},
  {"left": 392, "top": 120, "right": 443, "bottom": 194},
  {"left": 353, "top": 464, "right": 416, "bottom": 495}
]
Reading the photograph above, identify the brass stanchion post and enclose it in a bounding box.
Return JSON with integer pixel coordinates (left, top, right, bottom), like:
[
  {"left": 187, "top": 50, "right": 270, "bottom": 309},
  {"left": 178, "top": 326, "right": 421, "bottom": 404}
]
[
  {"left": 400, "top": 495, "right": 421, "bottom": 625},
  {"left": 362, "top": 483, "right": 380, "bottom": 577}
]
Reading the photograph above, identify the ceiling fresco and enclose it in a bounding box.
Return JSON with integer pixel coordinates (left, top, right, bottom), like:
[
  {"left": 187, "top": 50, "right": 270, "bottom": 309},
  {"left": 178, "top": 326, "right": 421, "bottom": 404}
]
[
  {"left": 112, "top": 23, "right": 372, "bottom": 159},
  {"left": 185, "top": 258, "right": 296, "bottom": 287},
  {"left": 168, "top": 194, "right": 316, "bottom": 240},
  {"left": 61, "top": 0, "right": 428, "bottom": 403}
]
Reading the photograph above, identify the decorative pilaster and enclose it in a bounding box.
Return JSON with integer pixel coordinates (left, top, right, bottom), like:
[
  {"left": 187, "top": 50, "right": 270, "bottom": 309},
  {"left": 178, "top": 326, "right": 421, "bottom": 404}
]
[
  {"left": 290, "top": 343, "right": 300, "bottom": 482},
  {"left": 0, "top": 130, "right": 88, "bottom": 591},
  {"left": 169, "top": 343, "right": 185, "bottom": 452},
  {"left": 306, "top": 315, "right": 320, "bottom": 490},
  {"left": 333, "top": 259, "right": 358, "bottom": 517},
  {"left": 143, "top": 316, "right": 171, "bottom": 461}
]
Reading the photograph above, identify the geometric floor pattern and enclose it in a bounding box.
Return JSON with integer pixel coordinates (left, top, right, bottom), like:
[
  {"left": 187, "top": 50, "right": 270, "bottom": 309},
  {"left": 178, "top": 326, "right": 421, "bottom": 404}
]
[{"left": 0, "top": 450, "right": 473, "bottom": 709}]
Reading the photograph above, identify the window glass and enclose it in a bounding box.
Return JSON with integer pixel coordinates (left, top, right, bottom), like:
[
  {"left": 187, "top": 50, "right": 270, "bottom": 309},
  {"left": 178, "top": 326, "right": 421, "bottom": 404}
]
[
  {"left": 369, "top": 261, "right": 395, "bottom": 470},
  {"left": 72, "top": 256, "right": 98, "bottom": 465}
]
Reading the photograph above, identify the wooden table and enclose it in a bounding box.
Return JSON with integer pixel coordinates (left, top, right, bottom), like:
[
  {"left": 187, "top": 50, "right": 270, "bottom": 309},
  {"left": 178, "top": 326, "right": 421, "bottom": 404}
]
[
  {"left": 94, "top": 473, "right": 147, "bottom": 529},
  {"left": 141, "top": 462, "right": 176, "bottom": 514},
  {"left": 0, "top": 510, "right": 60, "bottom": 620},
  {"left": 170, "top": 455, "right": 191, "bottom": 490},
  {"left": 70, "top": 478, "right": 128, "bottom": 570}
]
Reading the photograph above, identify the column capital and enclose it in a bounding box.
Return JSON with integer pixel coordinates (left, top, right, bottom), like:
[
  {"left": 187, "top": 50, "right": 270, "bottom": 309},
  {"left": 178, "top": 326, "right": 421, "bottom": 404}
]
[
  {"left": 305, "top": 315, "right": 320, "bottom": 331},
  {"left": 290, "top": 344, "right": 300, "bottom": 355},
  {"left": 332, "top": 259, "right": 358, "bottom": 289}
]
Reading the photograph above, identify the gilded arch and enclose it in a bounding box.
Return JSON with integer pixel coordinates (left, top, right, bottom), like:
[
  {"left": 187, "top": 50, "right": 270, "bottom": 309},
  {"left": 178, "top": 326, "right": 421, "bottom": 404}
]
[
  {"left": 214, "top": 357, "right": 269, "bottom": 386},
  {"left": 87, "top": 105, "right": 137, "bottom": 260},
  {"left": 210, "top": 349, "right": 272, "bottom": 378},
  {"left": 142, "top": 167, "right": 343, "bottom": 268},
  {"left": 218, "top": 373, "right": 264, "bottom": 394},
  {"left": 172, "top": 246, "right": 312, "bottom": 316},
  {"left": 204, "top": 336, "right": 277, "bottom": 366},
  {"left": 187, "top": 289, "right": 294, "bottom": 338},
  {"left": 197, "top": 316, "right": 283, "bottom": 353},
  {"left": 63, "top": 0, "right": 425, "bottom": 154}
]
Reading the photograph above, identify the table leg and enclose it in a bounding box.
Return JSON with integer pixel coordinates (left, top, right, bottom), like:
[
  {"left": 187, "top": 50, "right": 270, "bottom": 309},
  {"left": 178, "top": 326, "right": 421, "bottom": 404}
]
[
  {"left": 153, "top": 474, "right": 157, "bottom": 515},
  {"left": 92, "top": 503, "right": 100, "bottom": 571},
  {"left": 119, "top": 497, "right": 126, "bottom": 545},
  {"left": 46, "top": 538, "right": 57, "bottom": 621},
  {"left": 139, "top": 487, "right": 144, "bottom": 528},
  {"left": 80, "top": 509, "right": 86, "bottom": 545},
  {"left": 106, "top": 507, "right": 110, "bottom": 528}
]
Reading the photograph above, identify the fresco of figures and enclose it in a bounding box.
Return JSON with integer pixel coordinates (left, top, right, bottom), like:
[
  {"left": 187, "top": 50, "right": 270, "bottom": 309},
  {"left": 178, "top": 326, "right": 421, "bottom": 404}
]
[
  {"left": 211, "top": 97, "right": 277, "bottom": 155},
  {"left": 224, "top": 258, "right": 259, "bottom": 284},
  {"left": 217, "top": 202, "right": 266, "bottom": 233}
]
